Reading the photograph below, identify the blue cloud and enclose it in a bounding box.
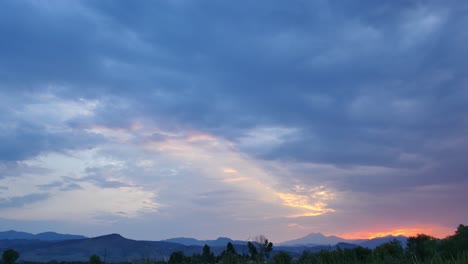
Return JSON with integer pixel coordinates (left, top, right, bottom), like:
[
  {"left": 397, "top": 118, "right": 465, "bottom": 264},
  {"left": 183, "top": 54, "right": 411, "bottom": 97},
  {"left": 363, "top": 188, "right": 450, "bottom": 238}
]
[
  {"left": 0, "top": 1, "right": 466, "bottom": 178},
  {"left": 0, "top": 193, "right": 49, "bottom": 209}
]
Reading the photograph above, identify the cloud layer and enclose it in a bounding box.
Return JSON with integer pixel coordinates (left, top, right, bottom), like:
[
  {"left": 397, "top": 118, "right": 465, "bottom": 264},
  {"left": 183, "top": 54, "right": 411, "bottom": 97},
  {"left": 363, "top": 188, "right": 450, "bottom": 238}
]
[{"left": 0, "top": 0, "right": 467, "bottom": 241}]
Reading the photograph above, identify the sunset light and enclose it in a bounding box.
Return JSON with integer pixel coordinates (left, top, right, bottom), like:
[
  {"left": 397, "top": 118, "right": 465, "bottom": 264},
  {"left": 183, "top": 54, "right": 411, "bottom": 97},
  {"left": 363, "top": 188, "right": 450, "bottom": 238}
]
[
  {"left": 340, "top": 226, "right": 455, "bottom": 240},
  {"left": 0, "top": 1, "right": 467, "bottom": 263}
]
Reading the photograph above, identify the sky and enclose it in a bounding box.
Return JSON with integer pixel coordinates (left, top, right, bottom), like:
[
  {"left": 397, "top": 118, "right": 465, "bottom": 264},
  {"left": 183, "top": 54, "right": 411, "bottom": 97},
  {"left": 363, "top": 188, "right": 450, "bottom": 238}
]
[{"left": 0, "top": 0, "right": 467, "bottom": 243}]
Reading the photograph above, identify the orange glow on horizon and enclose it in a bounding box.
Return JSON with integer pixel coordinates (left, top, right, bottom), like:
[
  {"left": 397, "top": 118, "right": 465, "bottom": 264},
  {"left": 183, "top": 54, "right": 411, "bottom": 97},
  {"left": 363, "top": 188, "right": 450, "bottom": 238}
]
[{"left": 339, "top": 226, "right": 454, "bottom": 239}]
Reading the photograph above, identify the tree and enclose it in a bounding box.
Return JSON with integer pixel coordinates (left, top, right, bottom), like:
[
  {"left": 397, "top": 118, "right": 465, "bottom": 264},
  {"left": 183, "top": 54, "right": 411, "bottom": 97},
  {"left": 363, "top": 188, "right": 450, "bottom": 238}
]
[
  {"left": 352, "top": 246, "right": 372, "bottom": 262},
  {"left": 251, "top": 235, "right": 273, "bottom": 262},
  {"left": 221, "top": 251, "right": 239, "bottom": 264},
  {"left": 2, "top": 249, "right": 19, "bottom": 264},
  {"left": 406, "top": 234, "right": 438, "bottom": 261},
  {"left": 220, "top": 242, "right": 239, "bottom": 264},
  {"left": 297, "top": 250, "right": 313, "bottom": 264},
  {"left": 374, "top": 239, "right": 404, "bottom": 260},
  {"left": 272, "top": 251, "right": 292, "bottom": 264},
  {"left": 226, "top": 242, "right": 237, "bottom": 255},
  {"left": 169, "top": 251, "right": 186, "bottom": 264},
  {"left": 440, "top": 224, "right": 468, "bottom": 258},
  {"left": 202, "top": 244, "right": 215, "bottom": 264},
  {"left": 247, "top": 241, "right": 258, "bottom": 260},
  {"left": 89, "top": 254, "right": 102, "bottom": 264}
]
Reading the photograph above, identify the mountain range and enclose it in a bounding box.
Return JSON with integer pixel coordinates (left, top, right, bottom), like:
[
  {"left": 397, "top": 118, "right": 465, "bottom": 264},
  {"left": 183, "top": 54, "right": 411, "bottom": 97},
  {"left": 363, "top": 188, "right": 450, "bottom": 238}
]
[
  {"left": 161, "top": 237, "right": 246, "bottom": 247},
  {"left": 0, "top": 230, "right": 408, "bottom": 262},
  {"left": 0, "top": 230, "right": 87, "bottom": 241},
  {"left": 0, "top": 233, "right": 249, "bottom": 262},
  {"left": 279, "top": 232, "right": 407, "bottom": 249},
  {"left": 279, "top": 232, "right": 354, "bottom": 246}
]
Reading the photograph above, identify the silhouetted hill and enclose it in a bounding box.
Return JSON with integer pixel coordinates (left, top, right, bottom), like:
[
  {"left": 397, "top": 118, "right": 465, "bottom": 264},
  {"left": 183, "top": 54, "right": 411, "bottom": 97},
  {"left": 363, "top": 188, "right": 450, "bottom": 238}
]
[
  {"left": 210, "top": 237, "right": 246, "bottom": 246},
  {"left": 0, "top": 231, "right": 410, "bottom": 262},
  {"left": 336, "top": 242, "right": 360, "bottom": 249},
  {"left": 161, "top": 237, "right": 201, "bottom": 246},
  {"left": 0, "top": 230, "right": 86, "bottom": 241},
  {"left": 1, "top": 233, "right": 200, "bottom": 262},
  {"left": 358, "top": 235, "right": 407, "bottom": 249},
  {"left": 280, "top": 232, "right": 349, "bottom": 246},
  {"left": 162, "top": 236, "right": 246, "bottom": 246},
  {"left": 279, "top": 232, "right": 407, "bottom": 249},
  {"left": 0, "top": 231, "right": 35, "bottom": 240},
  {"left": 274, "top": 242, "right": 360, "bottom": 258}
]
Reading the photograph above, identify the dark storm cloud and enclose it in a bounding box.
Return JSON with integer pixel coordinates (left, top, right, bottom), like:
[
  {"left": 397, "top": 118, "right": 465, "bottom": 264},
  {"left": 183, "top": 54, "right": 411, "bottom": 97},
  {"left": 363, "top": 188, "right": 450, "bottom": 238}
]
[
  {"left": 81, "top": 0, "right": 468, "bottom": 167},
  {"left": 1, "top": 0, "right": 467, "bottom": 197}
]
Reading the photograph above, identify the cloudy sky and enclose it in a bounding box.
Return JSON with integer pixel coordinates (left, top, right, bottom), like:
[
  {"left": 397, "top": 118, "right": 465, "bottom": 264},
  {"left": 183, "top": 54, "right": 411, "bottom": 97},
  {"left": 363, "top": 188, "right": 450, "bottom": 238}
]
[{"left": 1, "top": 0, "right": 467, "bottom": 242}]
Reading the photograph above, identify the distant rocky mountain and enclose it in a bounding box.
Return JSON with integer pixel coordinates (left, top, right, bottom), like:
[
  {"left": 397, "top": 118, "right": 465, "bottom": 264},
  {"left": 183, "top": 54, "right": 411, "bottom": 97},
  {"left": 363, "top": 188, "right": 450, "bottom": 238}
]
[
  {"left": 280, "top": 232, "right": 352, "bottom": 246},
  {"left": 279, "top": 232, "right": 407, "bottom": 249},
  {"left": 162, "top": 236, "right": 246, "bottom": 246},
  {"left": 0, "top": 230, "right": 86, "bottom": 241}
]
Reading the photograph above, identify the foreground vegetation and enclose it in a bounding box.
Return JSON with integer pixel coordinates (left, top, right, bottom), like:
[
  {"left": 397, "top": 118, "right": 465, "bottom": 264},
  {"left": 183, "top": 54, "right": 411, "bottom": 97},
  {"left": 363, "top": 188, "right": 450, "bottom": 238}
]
[{"left": 2, "top": 225, "right": 467, "bottom": 264}]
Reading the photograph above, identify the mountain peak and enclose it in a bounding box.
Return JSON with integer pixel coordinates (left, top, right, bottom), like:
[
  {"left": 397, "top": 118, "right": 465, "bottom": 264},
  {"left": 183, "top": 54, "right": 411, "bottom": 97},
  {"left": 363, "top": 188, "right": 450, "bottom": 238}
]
[
  {"left": 0, "top": 230, "right": 86, "bottom": 241},
  {"left": 215, "top": 237, "right": 232, "bottom": 241},
  {"left": 280, "top": 232, "right": 346, "bottom": 246},
  {"left": 93, "top": 233, "right": 126, "bottom": 240},
  {"left": 305, "top": 232, "right": 326, "bottom": 237}
]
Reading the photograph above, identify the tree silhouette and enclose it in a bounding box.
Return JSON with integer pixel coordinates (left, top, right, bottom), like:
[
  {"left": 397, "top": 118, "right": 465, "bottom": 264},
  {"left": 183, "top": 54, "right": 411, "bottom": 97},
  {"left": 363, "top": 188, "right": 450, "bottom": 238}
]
[
  {"left": 353, "top": 246, "right": 372, "bottom": 262},
  {"left": 221, "top": 251, "right": 239, "bottom": 264},
  {"left": 253, "top": 235, "right": 273, "bottom": 262},
  {"left": 247, "top": 241, "right": 258, "bottom": 260},
  {"left": 226, "top": 242, "right": 237, "bottom": 255},
  {"left": 2, "top": 249, "right": 19, "bottom": 264},
  {"left": 272, "top": 251, "right": 292, "bottom": 264},
  {"left": 169, "top": 251, "right": 185, "bottom": 264},
  {"left": 374, "top": 239, "right": 404, "bottom": 260},
  {"left": 406, "top": 234, "right": 438, "bottom": 261},
  {"left": 219, "top": 242, "right": 239, "bottom": 264},
  {"left": 89, "top": 254, "right": 102, "bottom": 264},
  {"left": 440, "top": 224, "right": 468, "bottom": 258},
  {"left": 202, "top": 244, "right": 214, "bottom": 264}
]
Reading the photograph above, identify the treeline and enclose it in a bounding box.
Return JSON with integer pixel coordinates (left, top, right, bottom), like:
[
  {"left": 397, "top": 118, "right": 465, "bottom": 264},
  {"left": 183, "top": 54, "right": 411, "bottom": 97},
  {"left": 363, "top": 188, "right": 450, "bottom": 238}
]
[
  {"left": 2, "top": 225, "right": 467, "bottom": 264},
  {"left": 295, "top": 224, "right": 468, "bottom": 264},
  {"left": 166, "top": 238, "right": 273, "bottom": 264}
]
